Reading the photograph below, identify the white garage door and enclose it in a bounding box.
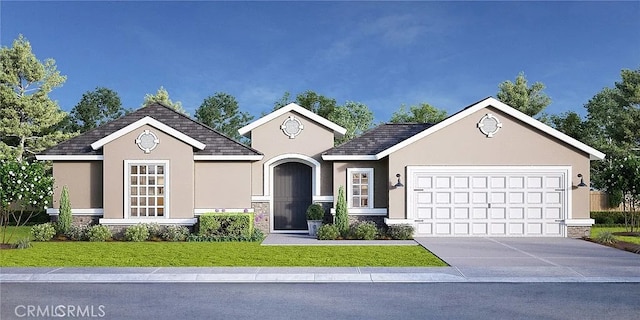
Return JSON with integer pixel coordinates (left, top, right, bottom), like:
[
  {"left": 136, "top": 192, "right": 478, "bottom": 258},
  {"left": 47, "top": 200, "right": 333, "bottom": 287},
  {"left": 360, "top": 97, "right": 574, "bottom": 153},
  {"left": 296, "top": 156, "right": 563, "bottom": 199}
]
[{"left": 407, "top": 166, "right": 569, "bottom": 237}]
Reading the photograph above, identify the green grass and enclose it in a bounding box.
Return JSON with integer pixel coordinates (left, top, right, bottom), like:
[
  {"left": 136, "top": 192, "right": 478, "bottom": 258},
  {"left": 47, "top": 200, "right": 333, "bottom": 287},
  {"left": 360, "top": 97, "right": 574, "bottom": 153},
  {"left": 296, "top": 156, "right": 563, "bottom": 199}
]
[
  {"left": 1, "top": 227, "right": 446, "bottom": 267},
  {"left": 591, "top": 226, "right": 640, "bottom": 245},
  {"left": 0, "top": 226, "right": 31, "bottom": 244}
]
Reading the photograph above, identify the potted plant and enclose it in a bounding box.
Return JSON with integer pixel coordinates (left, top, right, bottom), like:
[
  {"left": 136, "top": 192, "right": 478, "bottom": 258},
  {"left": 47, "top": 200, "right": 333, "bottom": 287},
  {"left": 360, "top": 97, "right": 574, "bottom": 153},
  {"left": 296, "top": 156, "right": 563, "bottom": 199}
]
[{"left": 306, "top": 203, "right": 325, "bottom": 236}]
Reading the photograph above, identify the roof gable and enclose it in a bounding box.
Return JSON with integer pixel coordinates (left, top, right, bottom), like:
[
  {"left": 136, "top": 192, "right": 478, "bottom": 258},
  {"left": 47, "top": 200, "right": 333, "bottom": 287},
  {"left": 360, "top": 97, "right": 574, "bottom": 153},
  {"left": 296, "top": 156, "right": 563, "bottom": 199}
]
[
  {"left": 37, "top": 103, "right": 263, "bottom": 160},
  {"left": 238, "top": 103, "right": 347, "bottom": 138},
  {"left": 323, "top": 97, "right": 606, "bottom": 161}
]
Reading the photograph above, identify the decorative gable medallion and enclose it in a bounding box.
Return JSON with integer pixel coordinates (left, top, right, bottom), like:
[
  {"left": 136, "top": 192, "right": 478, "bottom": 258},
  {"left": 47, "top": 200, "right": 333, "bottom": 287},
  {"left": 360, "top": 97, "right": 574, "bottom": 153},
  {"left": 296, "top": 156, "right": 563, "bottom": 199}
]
[
  {"left": 136, "top": 130, "right": 160, "bottom": 153},
  {"left": 477, "top": 114, "right": 502, "bottom": 138},
  {"left": 281, "top": 116, "right": 304, "bottom": 139}
]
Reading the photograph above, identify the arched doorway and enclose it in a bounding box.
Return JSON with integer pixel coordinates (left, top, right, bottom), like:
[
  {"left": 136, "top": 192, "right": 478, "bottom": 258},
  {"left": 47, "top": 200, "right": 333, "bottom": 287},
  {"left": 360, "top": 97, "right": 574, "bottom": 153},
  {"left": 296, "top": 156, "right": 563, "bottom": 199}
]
[{"left": 273, "top": 162, "right": 312, "bottom": 231}]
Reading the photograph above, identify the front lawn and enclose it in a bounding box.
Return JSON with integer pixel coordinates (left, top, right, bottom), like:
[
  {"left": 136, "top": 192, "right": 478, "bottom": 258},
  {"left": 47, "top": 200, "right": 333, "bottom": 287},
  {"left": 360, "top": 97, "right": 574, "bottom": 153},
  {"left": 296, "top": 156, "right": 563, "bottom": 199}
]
[
  {"left": 591, "top": 226, "right": 640, "bottom": 245},
  {"left": 1, "top": 227, "right": 446, "bottom": 267}
]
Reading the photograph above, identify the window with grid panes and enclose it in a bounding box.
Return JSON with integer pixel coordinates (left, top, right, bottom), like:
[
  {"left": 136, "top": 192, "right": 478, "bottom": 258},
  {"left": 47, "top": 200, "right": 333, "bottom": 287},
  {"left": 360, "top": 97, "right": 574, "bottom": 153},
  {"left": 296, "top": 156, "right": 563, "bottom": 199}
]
[
  {"left": 347, "top": 168, "right": 373, "bottom": 208},
  {"left": 129, "top": 163, "right": 166, "bottom": 217}
]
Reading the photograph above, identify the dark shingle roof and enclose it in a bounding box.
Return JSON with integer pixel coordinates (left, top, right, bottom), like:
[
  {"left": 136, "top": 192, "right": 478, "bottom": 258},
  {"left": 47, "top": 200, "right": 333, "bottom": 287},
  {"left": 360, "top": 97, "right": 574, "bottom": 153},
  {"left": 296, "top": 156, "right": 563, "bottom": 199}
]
[
  {"left": 40, "top": 103, "right": 262, "bottom": 157},
  {"left": 324, "top": 123, "right": 434, "bottom": 156}
]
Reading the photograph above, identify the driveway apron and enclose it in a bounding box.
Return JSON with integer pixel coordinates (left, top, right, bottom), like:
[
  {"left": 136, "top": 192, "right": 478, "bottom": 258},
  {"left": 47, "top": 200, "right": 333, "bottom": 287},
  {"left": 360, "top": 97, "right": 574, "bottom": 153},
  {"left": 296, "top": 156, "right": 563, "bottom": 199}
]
[{"left": 415, "top": 237, "right": 640, "bottom": 279}]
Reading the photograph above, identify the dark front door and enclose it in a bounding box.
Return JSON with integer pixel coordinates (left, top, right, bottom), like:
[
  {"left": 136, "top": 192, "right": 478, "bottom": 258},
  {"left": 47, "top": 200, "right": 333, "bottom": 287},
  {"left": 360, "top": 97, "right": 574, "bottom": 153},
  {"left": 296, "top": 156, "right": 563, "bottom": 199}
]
[{"left": 273, "top": 162, "right": 312, "bottom": 231}]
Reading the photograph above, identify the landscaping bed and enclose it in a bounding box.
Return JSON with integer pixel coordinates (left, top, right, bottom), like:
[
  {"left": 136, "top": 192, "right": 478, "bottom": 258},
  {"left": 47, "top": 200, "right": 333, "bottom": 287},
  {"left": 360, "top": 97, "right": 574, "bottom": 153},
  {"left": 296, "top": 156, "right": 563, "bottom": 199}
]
[{"left": 588, "top": 226, "right": 640, "bottom": 255}]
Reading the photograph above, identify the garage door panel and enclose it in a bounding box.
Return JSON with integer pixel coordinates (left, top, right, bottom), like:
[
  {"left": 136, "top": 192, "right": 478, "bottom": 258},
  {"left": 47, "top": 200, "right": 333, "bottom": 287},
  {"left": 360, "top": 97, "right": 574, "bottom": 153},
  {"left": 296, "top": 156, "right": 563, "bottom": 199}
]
[{"left": 409, "top": 167, "right": 568, "bottom": 237}]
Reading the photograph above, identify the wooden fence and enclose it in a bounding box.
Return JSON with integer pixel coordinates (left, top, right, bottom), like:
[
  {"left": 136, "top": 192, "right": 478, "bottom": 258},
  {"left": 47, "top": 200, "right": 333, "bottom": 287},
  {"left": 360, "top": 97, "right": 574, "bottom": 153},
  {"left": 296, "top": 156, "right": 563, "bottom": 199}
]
[{"left": 590, "top": 191, "right": 624, "bottom": 212}]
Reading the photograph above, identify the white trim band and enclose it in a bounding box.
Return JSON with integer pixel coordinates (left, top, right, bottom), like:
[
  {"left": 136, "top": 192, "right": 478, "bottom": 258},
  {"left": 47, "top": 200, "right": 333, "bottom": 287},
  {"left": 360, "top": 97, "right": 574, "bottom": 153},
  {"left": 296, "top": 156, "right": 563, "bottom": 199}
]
[
  {"left": 99, "top": 218, "right": 197, "bottom": 226},
  {"left": 36, "top": 155, "right": 104, "bottom": 161},
  {"left": 46, "top": 208, "right": 104, "bottom": 216},
  {"left": 194, "top": 155, "right": 263, "bottom": 161},
  {"left": 194, "top": 209, "right": 255, "bottom": 215},
  {"left": 330, "top": 208, "right": 388, "bottom": 216},
  {"left": 564, "top": 219, "right": 596, "bottom": 226}
]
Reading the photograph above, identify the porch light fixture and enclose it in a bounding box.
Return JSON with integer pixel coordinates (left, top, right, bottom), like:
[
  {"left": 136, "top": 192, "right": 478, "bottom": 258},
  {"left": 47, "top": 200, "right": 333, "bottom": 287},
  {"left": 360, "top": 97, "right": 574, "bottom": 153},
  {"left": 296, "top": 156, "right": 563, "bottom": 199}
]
[
  {"left": 577, "top": 174, "right": 588, "bottom": 188},
  {"left": 394, "top": 174, "right": 404, "bottom": 188}
]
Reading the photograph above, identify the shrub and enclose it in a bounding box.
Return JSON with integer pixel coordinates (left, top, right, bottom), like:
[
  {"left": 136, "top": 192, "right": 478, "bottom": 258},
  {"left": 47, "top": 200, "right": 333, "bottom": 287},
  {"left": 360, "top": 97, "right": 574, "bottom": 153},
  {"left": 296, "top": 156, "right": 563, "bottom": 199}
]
[
  {"left": 143, "top": 223, "right": 163, "bottom": 240},
  {"left": 65, "top": 225, "right": 88, "bottom": 241},
  {"left": 317, "top": 224, "right": 340, "bottom": 240},
  {"left": 306, "top": 203, "right": 324, "bottom": 220},
  {"left": 387, "top": 224, "right": 415, "bottom": 240},
  {"left": 595, "top": 231, "right": 617, "bottom": 245},
  {"left": 125, "top": 224, "right": 150, "bottom": 242},
  {"left": 161, "top": 225, "right": 190, "bottom": 242},
  {"left": 350, "top": 221, "right": 378, "bottom": 240},
  {"left": 187, "top": 228, "right": 264, "bottom": 242},
  {"left": 56, "top": 185, "right": 72, "bottom": 235},
  {"left": 335, "top": 186, "right": 349, "bottom": 235},
  {"left": 15, "top": 237, "right": 32, "bottom": 249},
  {"left": 198, "top": 213, "right": 253, "bottom": 237},
  {"left": 87, "top": 225, "right": 112, "bottom": 242},
  {"left": 30, "top": 223, "right": 56, "bottom": 241},
  {"left": 591, "top": 211, "right": 626, "bottom": 225}
]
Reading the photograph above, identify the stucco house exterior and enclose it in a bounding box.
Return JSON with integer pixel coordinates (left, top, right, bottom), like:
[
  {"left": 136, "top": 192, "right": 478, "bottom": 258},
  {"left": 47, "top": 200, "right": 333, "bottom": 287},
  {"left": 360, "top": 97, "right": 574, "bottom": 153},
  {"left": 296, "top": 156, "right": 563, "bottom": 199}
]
[{"left": 37, "top": 97, "right": 605, "bottom": 237}]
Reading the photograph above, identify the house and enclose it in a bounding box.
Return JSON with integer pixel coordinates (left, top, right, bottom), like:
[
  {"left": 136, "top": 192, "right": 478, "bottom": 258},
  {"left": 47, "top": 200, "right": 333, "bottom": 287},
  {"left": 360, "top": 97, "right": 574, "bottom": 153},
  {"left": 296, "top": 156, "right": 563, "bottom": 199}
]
[{"left": 37, "top": 97, "right": 605, "bottom": 237}]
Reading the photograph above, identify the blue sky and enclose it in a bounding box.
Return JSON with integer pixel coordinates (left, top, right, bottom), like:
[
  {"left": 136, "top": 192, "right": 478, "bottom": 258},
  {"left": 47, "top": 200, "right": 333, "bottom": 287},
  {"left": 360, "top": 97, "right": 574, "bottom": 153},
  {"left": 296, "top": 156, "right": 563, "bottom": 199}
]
[{"left": 1, "top": 1, "right": 638, "bottom": 122}]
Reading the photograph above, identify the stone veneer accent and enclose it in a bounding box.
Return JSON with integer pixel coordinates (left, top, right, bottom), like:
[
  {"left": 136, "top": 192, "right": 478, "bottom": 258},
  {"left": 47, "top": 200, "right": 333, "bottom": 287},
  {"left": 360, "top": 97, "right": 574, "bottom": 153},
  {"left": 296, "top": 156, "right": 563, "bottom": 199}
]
[
  {"left": 347, "top": 215, "right": 386, "bottom": 228},
  {"left": 50, "top": 215, "right": 100, "bottom": 226},
  {"left": 251, "top": 201, "right": 270, "bottom": 234},
  {"left": 567, "top": 226, "right": 591, "bottom": 238}
]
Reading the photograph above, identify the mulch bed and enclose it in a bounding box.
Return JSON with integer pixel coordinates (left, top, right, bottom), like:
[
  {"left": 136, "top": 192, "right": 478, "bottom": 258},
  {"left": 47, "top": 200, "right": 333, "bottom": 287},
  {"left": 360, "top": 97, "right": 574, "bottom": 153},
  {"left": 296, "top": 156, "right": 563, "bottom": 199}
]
[{"left": 585, "top": 236, "right": 640, "bottom": 255}]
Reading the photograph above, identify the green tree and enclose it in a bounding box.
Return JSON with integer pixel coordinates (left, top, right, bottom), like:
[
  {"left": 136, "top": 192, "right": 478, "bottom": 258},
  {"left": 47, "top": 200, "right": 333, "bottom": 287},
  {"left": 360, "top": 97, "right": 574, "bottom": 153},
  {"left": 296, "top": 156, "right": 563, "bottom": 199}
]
[
  {"left": 334, "top": 186, "right": 349, "bottom": 236},
  {"left": 548, "top": 111, "right": 586, "bottom": 140},
  {"left": 328, "top": 101, "right": 374, "bottom": 145},
  {"left": 497, "top": 72, "right": 551, "bottom": 117},
  {"left": 195, "top": 92, "right": 253, "bottom": 141},
  {"left": 0, "top": 35, "right": 72, "bottom": 161},
  {"left": 600, "top": 154, "right": 640, "bottom": 232},
  {"left": 273, "top": 90, "right": 336, "bottom": 118},
  {"left": 142, "top": 86, "right": 188, "bottom": 115},
  {"left": 57, "top": 185, "right": 72, "bottom": 235},
  {"left": 67, "top": 87, "right": 126, "bottom": 133},
  {"left": 0, "top": 160, "right": 54, "bottom": 244},
  {"left": 389, "top": 103, "right": 448, "bottom": 123}
]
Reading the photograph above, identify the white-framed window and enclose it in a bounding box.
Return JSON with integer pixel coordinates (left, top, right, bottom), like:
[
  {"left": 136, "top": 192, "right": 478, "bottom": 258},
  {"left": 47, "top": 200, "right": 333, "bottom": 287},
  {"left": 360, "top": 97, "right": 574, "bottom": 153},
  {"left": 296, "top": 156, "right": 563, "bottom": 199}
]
[
  {"left": 124, "top": 160, "right": 169, "bottom": 218},
  {"left": 347, "top": 168, "right": 374, "bottom": 209}
]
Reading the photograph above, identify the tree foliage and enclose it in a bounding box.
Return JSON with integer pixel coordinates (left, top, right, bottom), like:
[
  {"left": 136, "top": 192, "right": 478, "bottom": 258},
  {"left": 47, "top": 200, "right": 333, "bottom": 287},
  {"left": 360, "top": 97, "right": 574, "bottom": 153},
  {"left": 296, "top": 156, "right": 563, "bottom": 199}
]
[
  {"left": 600, "top": 154, "right": 640, "bottom": 232},
  {"left": 389, "top": 103, "right": 448, "bottom": 124},
  {"left": 57, "top": 185, "right": 72, "bottom": 235},
  {"left": 497, "top": 72, "right": 551, "bottom": 117},
  {"left": 143, "top": 86, "right": 188, "bottom": 115},
  {"left": 0, "top": 159, "right": 54, "bottom": 244},
  {"left": 195, "top": 92, "right": 253, "bottom": 141},
  {"left": 335, "top": 186, "right": 349, "bottom": 236},
  {"left": 0, "top": 35, "right": 73, "bottom": 161},
  {"left": 66, "top": 87, "right": 126, "bottom": 133},
  {"left": 273, "top": 90, "right": 336, "bottom": 118}
]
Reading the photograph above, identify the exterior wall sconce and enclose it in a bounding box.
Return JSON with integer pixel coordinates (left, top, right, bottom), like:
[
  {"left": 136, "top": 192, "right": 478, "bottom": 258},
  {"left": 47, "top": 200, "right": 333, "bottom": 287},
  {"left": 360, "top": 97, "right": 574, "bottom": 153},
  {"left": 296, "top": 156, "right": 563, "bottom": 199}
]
[
  {"left": 394, "top": 174, "right": 404, "bottom": 188},
  {"left": 577, "top": 174, "right": 588, "bottom": 187}
]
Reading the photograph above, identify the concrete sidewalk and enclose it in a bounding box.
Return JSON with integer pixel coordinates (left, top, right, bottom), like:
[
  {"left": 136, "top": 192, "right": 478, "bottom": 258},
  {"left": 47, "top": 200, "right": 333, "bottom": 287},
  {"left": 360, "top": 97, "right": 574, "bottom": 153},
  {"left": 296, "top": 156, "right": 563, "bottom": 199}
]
[{"left": 2, "top": 266, "right": 640, "bottom": 283}]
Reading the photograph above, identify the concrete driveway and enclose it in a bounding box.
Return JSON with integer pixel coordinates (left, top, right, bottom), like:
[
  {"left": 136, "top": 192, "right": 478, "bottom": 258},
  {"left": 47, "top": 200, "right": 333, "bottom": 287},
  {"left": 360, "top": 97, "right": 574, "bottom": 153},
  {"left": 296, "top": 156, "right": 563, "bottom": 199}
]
[{"left": 415, "top": 237, "right": 640, "bottom": 279}]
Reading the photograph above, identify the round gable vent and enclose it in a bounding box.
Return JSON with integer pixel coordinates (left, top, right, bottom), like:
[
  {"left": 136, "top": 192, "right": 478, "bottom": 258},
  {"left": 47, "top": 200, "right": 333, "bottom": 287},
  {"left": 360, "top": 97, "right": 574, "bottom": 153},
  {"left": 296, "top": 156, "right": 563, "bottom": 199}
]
[
  {"left": 136, "top": 130, "right": 160, "bottom": 153},
  {"left": 281, "top": 116, "right": 304, "bottom": 139},
  {"left": 477, "top": 114, "right": 503, "bottom": 138}
]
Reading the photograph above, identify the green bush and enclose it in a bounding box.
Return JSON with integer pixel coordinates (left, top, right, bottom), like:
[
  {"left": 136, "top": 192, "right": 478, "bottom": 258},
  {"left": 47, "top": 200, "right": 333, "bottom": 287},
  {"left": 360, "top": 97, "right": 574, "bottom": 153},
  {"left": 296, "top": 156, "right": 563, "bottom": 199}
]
[
  {"left": 15, "top": 237, "right": 32, "bottom": 249},
  {"left": 591, "top": 211, "right": 626, "bottom": 225},
  {"left": 594, "top": 231, "right": 617, "bottom": 245},
  {"left": 387, "top": 224, "right": 415, "bottom": 240},
  {"left": 56, "top": 185, "right": 72, "bottom": 235},
  {"left": 198, "top": 213, "right": 253, "bottom": 237},
  {"left": 86, "top": 225, "right": 112, "bottom": 242},
  {"left": 350, "top": 221, "right": 378, "bottom": 240},
  {"left": 161, "top": 225, "right": 190, "bottom": 242},
  {"left": 306, "top": 203, "right": 325, "bottom": 220},
  {"left": 30, "top": 223, "right": 56, "bottom": 241},
  {"left": 187, "top": 228, "right": 264, "bottom": 242},
  {"left": 335, "top": 186, "right": 349, "bottom": 235},
  {"left": 317, "top": 224, "right": 340, "bottom": 240},
  {"left": 65, "top": 225, "right": 88, "bottom": 241},
  {"left": 143, "top": 223, "right": 164, "bottom": 240},
  {"left": 125, "top": 224, "right": 150, "bottom": 242}
]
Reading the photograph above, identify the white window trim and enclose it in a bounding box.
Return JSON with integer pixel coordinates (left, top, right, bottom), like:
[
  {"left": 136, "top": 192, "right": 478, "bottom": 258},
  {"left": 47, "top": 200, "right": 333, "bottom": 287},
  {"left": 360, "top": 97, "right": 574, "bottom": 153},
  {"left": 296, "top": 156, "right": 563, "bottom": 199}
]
[
  {"left": 124, "top": 160, "right": 170, "bottom": 219},
  {"left": 100, "top": 218, "right": 196, "bottom": 226},
  {"left": 347, "top": 168, "right": 374, "bottom": 209}
]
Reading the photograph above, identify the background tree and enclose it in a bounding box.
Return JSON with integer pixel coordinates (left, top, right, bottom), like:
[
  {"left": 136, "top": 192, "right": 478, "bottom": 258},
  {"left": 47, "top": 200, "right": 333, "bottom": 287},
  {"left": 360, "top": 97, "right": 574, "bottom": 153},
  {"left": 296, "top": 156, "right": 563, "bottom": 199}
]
[
  {"left": 547, "top": 111, "right": 586, "bottom": 140},
  {"left": 328, "top": 101, "right": 374, "bottom": 145},
  {"left": 600, "top": 154, "right": 640, "bottom": 232},
  {"left": 66, "top": 87, "right": 126, "bottom": 133},
  {"left": 195, "top": 92, "right": 253, "bottom": 141},
  {"left": 0, "top": 35, "right": 72, "bottom": 161},
  {"left": 497, "top": 72, "right": 551, "bottom": 117},
  {"left": 56, "top": 185, "right": 72, "bottom": 235},
  {"left": 389, "top": 103, "right": 448, "bottom": 123},
  {"left": 273, "top": 90, "right": 337, "bottom": 118},
  {"left": 142, "top": 86, "right": 188, "bottom": 115}
]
